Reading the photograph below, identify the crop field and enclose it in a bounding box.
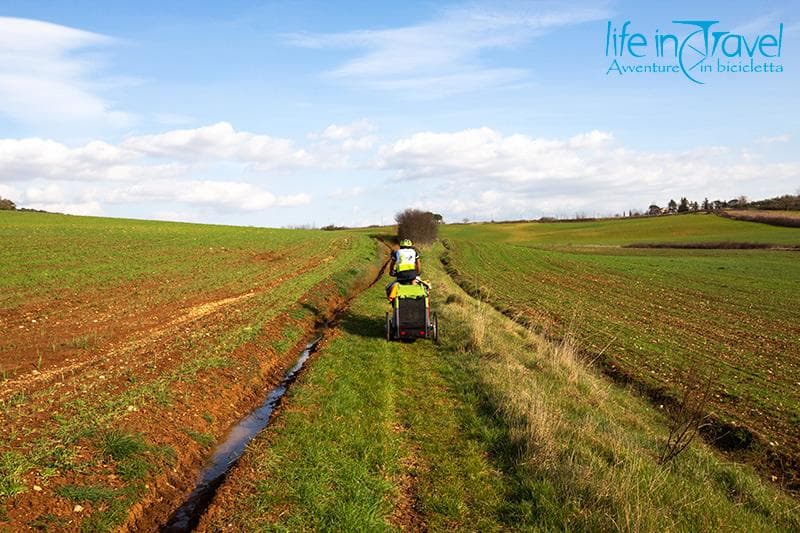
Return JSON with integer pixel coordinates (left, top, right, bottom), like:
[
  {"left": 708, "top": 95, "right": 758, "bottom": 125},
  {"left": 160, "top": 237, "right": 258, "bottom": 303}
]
[
  {"left": 441, "top": 214, "right": 800, "bottom": 485},
  {"left": 2, "top": 210, "right": 799, "bottom": 531},
  {"left": 444, "top": 211, "right": 800, "bottom": 246},
  {"left": 0, "top": 211, "right": 378, "bottom": 530}
]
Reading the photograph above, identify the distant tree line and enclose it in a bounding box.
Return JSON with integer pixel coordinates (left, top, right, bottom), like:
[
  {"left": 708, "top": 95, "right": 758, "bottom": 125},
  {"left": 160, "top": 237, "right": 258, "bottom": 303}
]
[
  {"left": 0, "top": 196, "right": 48, "bottom": 213},
  {"left": 746, "top": 194, "right": 800, "bottom": 211},
  {"left": 645, "top": 195, "right": 752, "bottom": 216},
  {"left": 644, "top": 193, "right": 800, "bottom": 217}
]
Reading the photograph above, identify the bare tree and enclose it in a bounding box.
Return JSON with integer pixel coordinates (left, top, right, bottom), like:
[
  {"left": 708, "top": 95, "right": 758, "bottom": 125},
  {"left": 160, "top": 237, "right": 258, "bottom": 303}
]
[
  {"left": 660, "top": 374, "right": 714, "bottom": 463},
  {"left": 396, "top": 208, "right": 438, "bottom": 244}
]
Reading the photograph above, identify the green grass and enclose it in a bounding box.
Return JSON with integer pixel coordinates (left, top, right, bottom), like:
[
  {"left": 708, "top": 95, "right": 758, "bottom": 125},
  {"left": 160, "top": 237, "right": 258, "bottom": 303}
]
[
  {"left": 443, "top": 212, "right": 800, "bottom": 247},
  {"left": 55, "top": 485, "right": 117, "bottom": 503},
  {"left": 441, "top": 215, "right": 800, "bottom": 465},
  {"left": 0, "top": 211, "right": 346, "bottom": 309},
  {"left": 0, "top": 452, "right": 30, "bottom": 498},
  {"left": 5, "top": 211, "right": 797, "bottom": 529},
  {"left": 55, "top": 483, "right": 145, "bottom": 532},
  {"left": 99, "top": 431, "right": 149, "bottom": 461},
  {"left": 185, "top": 429, "right": 215, "bottom": 448},
  {"left": 97, "top": 431, "right": 154, "bottom": 482},
  {"left": 204, "top": 245, "right": 800, "bottom": 530},
  {"left": 205, "top": 273, "right": 509, "bottom": 531}
]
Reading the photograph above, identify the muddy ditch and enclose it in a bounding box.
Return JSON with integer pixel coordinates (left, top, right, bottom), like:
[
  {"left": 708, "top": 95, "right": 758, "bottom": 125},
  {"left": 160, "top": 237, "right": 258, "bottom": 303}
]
[
  {"left": 147, "top": 252, "right": 391, "bottom": 531},
  {"left": 161, "top": 337, "right": 321, "bottom": 532}
]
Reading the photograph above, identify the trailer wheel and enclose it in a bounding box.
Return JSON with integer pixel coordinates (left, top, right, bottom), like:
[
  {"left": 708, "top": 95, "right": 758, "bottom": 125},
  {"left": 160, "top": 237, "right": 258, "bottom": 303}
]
[
  {"left": 385, "top": 312, "right": 392, "bottom": 341},
  {"left": 431, "top": 312, "right": 439, "bottom": 344}
]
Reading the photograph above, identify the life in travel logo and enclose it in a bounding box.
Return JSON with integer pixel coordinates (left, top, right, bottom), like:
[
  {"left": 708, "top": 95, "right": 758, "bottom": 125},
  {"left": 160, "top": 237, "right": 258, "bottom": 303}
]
[{"left": 605, "top": 20, "right": 784, "bottom": 83}]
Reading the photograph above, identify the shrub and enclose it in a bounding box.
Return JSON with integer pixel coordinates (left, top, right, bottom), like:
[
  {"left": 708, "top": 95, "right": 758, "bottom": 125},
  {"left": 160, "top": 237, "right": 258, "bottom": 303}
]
[
  {"left": 0, "top": 197, "right": 16, "bottom": 211},
  {"left": 395, "top": 208, "right": 438, "bottom": 244}
]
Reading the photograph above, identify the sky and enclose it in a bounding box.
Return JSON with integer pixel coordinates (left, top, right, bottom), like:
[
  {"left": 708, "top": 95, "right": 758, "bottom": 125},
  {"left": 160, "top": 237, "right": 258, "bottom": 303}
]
[{"left": 0, "top": 0, "right": 798, "bottom": 227}]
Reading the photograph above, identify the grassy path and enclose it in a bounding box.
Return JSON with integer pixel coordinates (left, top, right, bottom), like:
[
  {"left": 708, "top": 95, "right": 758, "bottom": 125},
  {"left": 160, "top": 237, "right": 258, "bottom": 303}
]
[
  {"left": 202, "top": 268, "right": 510, "bottom": 531},
  {"left": 201, "top": 243, "right": 799, "bottom": 531}
]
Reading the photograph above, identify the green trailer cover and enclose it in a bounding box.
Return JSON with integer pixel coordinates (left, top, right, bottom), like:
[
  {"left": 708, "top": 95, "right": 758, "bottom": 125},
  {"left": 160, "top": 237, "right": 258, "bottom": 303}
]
[{"left": 396, "top": 284, "right": 427, "bottom": 299}]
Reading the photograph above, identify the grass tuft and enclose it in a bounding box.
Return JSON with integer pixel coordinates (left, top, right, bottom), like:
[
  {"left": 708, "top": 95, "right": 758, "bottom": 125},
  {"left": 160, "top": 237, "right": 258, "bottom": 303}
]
[
  {"left": 185, "top": 429, "right": 215, "bottom": 448},
  {"left": 55, "top": 484, "right": 116, "bottom": 503},
  {"left": 96, "top": 430, "right": 154, "bottom": 481},
  {"left": 98, "top": 431, "right": 148, "bottom": 461},
  {"left": 0, "top": 452, "right": 30, "bottom": 498}
]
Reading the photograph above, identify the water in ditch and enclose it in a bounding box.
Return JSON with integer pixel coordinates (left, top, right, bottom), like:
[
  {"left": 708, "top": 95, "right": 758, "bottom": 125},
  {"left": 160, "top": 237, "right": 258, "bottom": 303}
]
[{"left": 161, "top": 337, "right": 322, "bottom": 532}]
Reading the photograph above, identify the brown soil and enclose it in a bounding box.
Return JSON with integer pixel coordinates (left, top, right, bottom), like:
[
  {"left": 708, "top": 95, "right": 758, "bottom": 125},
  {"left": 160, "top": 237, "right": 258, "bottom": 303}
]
[
  {"left": 0, "top": 246, "right": 376, "bottom": 531},
  {"left": 390, "top": 441, "right": 427, "bottom": 532}
]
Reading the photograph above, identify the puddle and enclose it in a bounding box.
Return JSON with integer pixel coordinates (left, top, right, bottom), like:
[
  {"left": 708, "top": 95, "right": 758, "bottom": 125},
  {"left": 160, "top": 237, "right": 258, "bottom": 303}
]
[{"left": 161, "top": 337, "right": 322, "bottom": 532}]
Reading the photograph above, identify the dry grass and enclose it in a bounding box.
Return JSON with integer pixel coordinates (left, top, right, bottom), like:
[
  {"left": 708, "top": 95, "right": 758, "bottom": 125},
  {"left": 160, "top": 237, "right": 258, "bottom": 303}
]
[
  {"left": 625, "top": 241, "right": 799, "bottom": 250},
  {"left": 721, "top": 209, "right": 800, "bottom": 228},
  {"left": 433, "top": 247, "right": 800, "bottom": 531}
]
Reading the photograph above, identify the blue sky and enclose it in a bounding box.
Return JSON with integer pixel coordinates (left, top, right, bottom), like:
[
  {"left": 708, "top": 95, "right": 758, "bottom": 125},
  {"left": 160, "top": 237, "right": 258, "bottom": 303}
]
[{"left": 0, "top": 0, "right": 798, "bottom": 226}]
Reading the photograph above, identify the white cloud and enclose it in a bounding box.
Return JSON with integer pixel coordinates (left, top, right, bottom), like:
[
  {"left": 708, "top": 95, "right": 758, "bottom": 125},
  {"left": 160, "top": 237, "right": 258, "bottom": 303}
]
[
  {"left": 2, "top": 120, "right": 797, "bottom": 224},
  {"left": 314, "top": 119, "right": 375, "bottom": 141},
  {"left": 121, "top": 122, "right": 313, "bottom": 170},
  {"left": 0, "top": 137, "right": 186, "bottom": 182},
  {"left": 0, "top": 17, "right": 134, "bottom": 127},
  {"left": 25, "top": 183, "right": 66, "bottom": 203},
  {"left": 106, "top": 179, "right": 310, "bottom": 211},
  {"left": 310, "top": 119, "right": 377, "bottom": 154},
  {"left": 151, "top": 210, "right": 202, "bottom": 223},
  {"left": 0, "top": 122, "right": 322, "bottom": 215},
  {"left": 0, "top": 183, "right": 18, "bottom": 199},
  {"left": 305, "top": 120, "right": 379, "bottom": 169},
  {"left": 0, "top": 122, "right": 325, "bottom": 184},
  {"left": 25, "top": 200, "right": 104, "bottom": 217},
  {"left": 342, "top": 136, "right": 377, "bottom": 151},
  {"left": 379, "top": 127, "right": 800, "bottom": 220},
  {"left": 756, "top": 134, "right": 791, "bottom": 144},
  {"left": 379, "top": 128, "right": 620, "bottom": 183},
  {"left": 285, "top": 3, "right": 608, "bottom": 95}
]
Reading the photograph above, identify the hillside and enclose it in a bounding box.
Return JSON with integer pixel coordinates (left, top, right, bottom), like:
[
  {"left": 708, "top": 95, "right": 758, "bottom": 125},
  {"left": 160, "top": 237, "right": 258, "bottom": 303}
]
[{"left": 443, "top": 212, "right": 800, "bottom": 247}]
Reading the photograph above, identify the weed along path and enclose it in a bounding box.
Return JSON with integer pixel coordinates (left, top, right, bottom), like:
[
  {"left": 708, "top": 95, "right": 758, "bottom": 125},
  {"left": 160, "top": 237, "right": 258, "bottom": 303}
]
[{"left": 195, "top": 243, "right": 799, "bottom": 531}]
